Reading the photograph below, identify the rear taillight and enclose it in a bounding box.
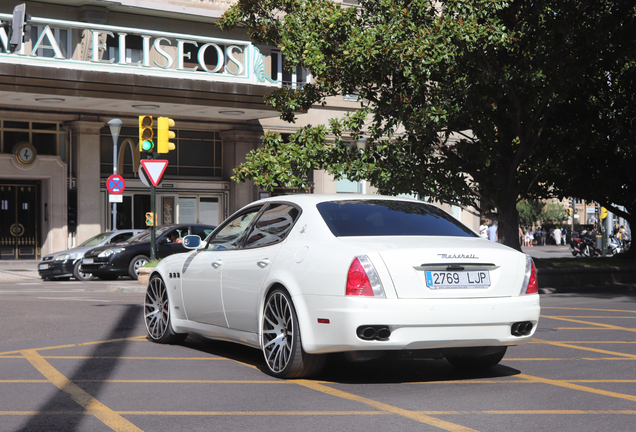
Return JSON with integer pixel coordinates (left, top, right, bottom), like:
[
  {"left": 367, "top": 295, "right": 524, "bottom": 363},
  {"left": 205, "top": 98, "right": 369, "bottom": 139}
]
[
  {"left": 346, "top": 256, "right": 385, "bottom": 298},
  {"left": 521, "top": 257, "right": 538, "bottom": 294}
]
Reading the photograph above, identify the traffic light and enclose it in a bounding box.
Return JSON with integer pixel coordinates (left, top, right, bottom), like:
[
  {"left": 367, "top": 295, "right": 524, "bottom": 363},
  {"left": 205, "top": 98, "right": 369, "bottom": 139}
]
[
  {"left": 10, "top": 3, "right": 31, "bottom": 53},
  {"left": 157, "top": 117, "right": 176, "bottom": 153},
  {"left": 600, "top": 207, "right": 608, "bottom": 220},
  {"left": 566, "top": 208, "right": 572, "bottom": 216},
  {"left": 139, "top": 115, "right": 154, "bottom": 153},
  {"left": 145, "top": 212, "right": 155, "bottom": 226}
]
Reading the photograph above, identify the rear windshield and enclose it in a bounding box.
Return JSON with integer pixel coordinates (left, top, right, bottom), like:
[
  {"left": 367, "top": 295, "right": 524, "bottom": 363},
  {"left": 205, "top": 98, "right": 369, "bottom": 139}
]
[{"left": 317, "top": 200, "right": 477, "bottom": 237}]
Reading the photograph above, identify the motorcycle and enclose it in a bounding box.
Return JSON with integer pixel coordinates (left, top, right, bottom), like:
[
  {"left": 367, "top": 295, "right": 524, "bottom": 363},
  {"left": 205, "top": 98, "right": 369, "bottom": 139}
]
[
  {"left": 570, "top": 234, "right": 601, "bottom": 257},
  {"left": 570, "top": 233, "right": 622, "bottom": 257},
  {"left": 607, "top": 236, "right": 623, "bottom": 255}
]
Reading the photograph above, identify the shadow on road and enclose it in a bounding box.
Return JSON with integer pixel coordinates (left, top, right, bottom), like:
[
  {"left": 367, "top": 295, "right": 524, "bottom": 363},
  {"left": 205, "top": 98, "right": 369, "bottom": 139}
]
[
  {"left": 180, "top": 334, "right": 520, "bottom": 384},
  {"left": 17, "top": 304, "right": 142, "bottom": 432}
]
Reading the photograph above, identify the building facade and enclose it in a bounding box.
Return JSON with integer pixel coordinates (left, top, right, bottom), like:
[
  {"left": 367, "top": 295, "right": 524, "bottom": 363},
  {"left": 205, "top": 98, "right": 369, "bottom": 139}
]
[{"left": 0, "top": 0, "right": 370, "bottom": 259}]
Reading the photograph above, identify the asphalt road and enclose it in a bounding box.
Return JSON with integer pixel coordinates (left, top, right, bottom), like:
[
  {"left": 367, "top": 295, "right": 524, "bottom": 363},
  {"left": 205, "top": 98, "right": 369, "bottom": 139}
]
[{"left": 0, "top": 265, "right": 635, "bottom": 432}]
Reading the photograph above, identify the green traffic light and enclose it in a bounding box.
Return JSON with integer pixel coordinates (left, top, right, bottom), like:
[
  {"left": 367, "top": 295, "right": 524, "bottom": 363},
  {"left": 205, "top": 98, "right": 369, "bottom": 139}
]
[{"left": 141, "top": 140, "right": 154, "bottom": 151}]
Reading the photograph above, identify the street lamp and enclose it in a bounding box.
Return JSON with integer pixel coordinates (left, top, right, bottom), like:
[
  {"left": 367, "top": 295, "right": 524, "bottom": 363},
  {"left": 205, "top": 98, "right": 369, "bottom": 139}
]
[{"left": 107, "top": 119, "right": 122, "bottom": 231}]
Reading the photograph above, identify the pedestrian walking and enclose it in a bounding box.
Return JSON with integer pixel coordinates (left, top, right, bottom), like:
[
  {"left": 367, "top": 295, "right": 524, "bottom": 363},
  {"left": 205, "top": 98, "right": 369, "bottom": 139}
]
[{"left": 488, "top": 222, "right": 498, "bottom": 242}]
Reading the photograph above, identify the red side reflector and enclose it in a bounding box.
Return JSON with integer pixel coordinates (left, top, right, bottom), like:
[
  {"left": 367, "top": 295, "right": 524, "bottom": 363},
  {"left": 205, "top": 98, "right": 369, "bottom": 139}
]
[
  {"left": 526, "top": 260, "right": 538, "bottom": 294},
  {"left": 346, "top": 257, "right": 374, "bottom": 296},
  {"left": 317, "top": 318, "right": 330, "bottom": 324}
]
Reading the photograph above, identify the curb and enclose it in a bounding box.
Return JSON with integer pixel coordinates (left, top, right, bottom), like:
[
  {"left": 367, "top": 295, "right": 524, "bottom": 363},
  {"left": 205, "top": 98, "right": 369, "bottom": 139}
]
[{"left": 536, "top": 266, "right": 636, "bottom": 289}]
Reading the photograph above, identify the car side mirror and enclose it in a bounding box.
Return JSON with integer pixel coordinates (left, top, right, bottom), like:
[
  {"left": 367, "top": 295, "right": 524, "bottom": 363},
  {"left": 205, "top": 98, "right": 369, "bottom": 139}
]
[
  {"left": 183, "top": 235, "right": 202, "bottom": 249},
  {"left": 158, "top": 237, "right": 169, "bottom": 244}
]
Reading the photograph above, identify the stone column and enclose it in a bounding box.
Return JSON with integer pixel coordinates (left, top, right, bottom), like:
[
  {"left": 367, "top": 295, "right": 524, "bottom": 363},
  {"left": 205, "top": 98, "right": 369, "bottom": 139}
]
[
  {"left": 66, "top": 121, "right": 104, "bottom": 243},
  {"left": 220, "top": 129, "right": 263, "bottom": 213}
]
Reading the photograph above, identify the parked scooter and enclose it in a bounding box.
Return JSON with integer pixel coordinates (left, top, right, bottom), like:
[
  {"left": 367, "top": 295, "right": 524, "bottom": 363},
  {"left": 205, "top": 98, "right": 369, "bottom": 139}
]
[
  {"left": 570, "top": 232, "right": 601, "bottom": 257},
  {"left": 607, "top": 236, "right": 623, "bottom": 255}
]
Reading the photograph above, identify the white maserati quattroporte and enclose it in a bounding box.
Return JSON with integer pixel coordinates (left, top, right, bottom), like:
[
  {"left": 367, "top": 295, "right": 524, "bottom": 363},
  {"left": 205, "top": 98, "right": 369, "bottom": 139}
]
[{"left": 144, "top": 194, "right": 540, "bottom": 378}]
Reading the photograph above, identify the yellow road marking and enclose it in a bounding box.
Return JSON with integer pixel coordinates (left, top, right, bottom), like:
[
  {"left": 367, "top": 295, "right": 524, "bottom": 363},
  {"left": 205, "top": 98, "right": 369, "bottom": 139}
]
[
  {"left": 519, "top": 374, "right": 636, "bottom": 402},
  {"left": 542, "top": 307, "right": 636, "bottom": 314},
  {"left": 41, "top": 356, "right": 229, "bottom": 360},
  {"left": 532, "top": 338, "right": 636, "bottom": 359},
  {"left": 2, "top": 410, "right": 636, "bottom": 416},
  {"left": 20, "top": 349, "right": 142, "bottom": 432},
  {"left": 553, "top": 316, "right": 636, "bottom": 319},
  {"left": 0, "top": 335, "right": 147, "bottom": 356},
  {"left": 556, "top": 327, "right": 609, "bottom": 330},
  {"left": 540, "top": 341, "right": 636, "bottom": 344},
  {"left": 541, "top": 315, "right": 636, "bottom": 332},
  {"left": 295, "top": 380, "right": 477, "bottom": 432}
]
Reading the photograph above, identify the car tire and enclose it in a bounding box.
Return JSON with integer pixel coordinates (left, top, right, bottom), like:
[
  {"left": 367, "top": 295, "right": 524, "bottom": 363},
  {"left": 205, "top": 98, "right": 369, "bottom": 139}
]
[
  {"left": 73, "top": 261, "right": 94, "bottom": 281},
  {"left": 128, "top": 255, "right": 149, "bottom": 279},
  {"left": 144, "top": 275, "right": 187, "bottom": 344},
  {"left": 261, "top": 288, "right": 326, "bottom": 379},
  {"left": 445, "top": 347, "right": 507, "bottom": 370}
]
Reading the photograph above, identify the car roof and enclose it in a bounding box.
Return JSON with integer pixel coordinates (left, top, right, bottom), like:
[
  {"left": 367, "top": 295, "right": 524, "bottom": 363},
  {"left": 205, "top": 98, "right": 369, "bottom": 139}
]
[{"left": 250, "top": 194, "right": 423, "bottom": 207}]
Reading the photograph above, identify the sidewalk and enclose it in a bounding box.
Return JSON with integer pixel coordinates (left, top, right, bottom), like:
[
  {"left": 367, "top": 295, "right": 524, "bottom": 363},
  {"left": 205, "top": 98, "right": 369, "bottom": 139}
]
[
  {"left": 0, "top": 259, "right": 40, "bottom": 283},
  {"left": 0, "top": 259, "right": 142, "bottom": 291}
]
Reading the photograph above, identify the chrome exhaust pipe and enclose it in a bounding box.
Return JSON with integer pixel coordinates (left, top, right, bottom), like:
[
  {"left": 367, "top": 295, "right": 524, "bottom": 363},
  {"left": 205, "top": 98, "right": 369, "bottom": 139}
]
[
  {"left": 356, "top": 325, "right": 391, "bottom": 341},
  {"left": 511, "top": 321, "right": 533, "bottom": 336}
]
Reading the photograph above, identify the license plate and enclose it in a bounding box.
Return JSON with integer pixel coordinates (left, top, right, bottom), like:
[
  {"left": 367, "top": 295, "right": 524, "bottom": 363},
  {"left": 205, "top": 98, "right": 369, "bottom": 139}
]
[
  {"left": 425, "top": 270, "right": 490, "bottom": 289},
  {"left": 82, "top": 258, "right": 94, "bottom": 264},
  {"left": 39, "top": 264, "right": 49, "bottom": 270}
]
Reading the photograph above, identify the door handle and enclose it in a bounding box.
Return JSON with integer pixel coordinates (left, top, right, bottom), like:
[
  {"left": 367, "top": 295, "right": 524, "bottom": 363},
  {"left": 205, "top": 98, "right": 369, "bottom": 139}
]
[
  {"left": 257, "top": 259, "right": 270, "bottom": 268},
  {"left": 211, "top": 260, "right": 222, "bottom": 269}
]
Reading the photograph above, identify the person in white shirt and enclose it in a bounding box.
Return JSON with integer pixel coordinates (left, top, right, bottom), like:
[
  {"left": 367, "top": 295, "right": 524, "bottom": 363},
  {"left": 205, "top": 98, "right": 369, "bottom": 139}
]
[{"left": 479, "top": 220, "right": 489, "bottom": 239}]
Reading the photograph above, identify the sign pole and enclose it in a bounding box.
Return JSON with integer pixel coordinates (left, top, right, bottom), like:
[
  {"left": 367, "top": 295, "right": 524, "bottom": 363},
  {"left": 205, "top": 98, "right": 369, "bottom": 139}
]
[
  {"left": 149, "top": 150, "right": 157, "bottom": 262},
  {"left": 150, "top": 180, "right": 156, "bottom": 261}
]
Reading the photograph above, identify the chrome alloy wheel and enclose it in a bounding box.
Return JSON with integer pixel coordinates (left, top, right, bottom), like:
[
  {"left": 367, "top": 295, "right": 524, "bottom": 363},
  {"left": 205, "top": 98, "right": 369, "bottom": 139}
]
[
  {"left": 144, "top": 276, "right": 170, "bottom": 340},
  {"left": 262, "top": 291, "right": 294, "bottom": 373}
]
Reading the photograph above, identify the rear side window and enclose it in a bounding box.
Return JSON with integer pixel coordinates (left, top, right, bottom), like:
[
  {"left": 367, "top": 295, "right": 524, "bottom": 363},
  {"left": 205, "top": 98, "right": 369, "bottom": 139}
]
[
  {"left": 244, "top": 204, "right": 300, "bottom": 248},
  {"left": 317, "top": 200, "right": 477, "bottom": 237}
]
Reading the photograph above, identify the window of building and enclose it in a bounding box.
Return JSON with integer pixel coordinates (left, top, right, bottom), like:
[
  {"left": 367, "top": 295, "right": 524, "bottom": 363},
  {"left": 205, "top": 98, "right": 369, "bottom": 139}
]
[
  {"left": 30, "top": 26, "right": 71, "bottom": 59},
  {"left": 99, "top": 127, "right": 222, "bottom": 178},
  {"left": 271, "top": 52, "right": 311, "bottom": 89},
  {"left": 0, "top": 120, "right": 67, "bottom": 160},
  {"left": 105, "top": 34, "right": 143, "bottom": 64}
]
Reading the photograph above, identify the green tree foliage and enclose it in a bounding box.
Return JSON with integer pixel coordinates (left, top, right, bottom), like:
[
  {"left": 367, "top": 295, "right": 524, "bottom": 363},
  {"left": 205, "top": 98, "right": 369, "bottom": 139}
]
[
  {"left": 517, "top": 200, "right": 544, "bottom": 227},
  {"left": 219, "top": 0, "right": 636, "bottom": 250},
  {"left": 540, "top": 203, "right": 567, "bottom": 226}
]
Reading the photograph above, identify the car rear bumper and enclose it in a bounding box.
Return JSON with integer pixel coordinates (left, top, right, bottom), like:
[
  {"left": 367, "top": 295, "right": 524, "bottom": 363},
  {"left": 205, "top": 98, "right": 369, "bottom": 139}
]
[
  {"left": 38, "top": 260, "right": 74, "bottom": 279},
  {"left": 292, "top": 294, "right": 541, "bottom": 354}
]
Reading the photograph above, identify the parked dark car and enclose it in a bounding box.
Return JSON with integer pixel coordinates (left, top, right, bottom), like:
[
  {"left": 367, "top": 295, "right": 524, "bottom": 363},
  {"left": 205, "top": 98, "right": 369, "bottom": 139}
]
[
  {"left": 38, "top": 229, "right": 142, "bottom": 281},
  {"left": 80, "top": 224, "right": 215, "bottom": 280}
]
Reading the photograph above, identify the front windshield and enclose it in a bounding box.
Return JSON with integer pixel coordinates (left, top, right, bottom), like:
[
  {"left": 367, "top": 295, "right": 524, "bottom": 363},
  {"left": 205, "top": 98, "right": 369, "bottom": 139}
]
[{"left": 79, "top": 232, "right": 113, "bottom": 247}]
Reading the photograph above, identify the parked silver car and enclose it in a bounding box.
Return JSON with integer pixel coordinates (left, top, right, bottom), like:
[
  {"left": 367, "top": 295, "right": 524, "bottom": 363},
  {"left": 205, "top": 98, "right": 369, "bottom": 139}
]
[{"left": 38, "top": 229, "right": 142, "bottom": 281}]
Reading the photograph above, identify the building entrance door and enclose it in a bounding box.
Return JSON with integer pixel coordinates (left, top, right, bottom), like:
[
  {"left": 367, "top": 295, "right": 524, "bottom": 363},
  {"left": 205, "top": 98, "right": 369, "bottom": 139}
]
[{"left": 0, "top": 182, "right": 40, "bottom": 260}]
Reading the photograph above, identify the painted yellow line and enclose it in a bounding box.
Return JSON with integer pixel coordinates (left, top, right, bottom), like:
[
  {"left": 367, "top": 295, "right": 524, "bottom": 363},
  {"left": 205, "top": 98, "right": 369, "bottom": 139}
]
[
  {"left": 541, "top": 315, "right": 636, "bottom": 332},
  {"left": 506, "top": 357, "right": 634, "bottom": 361},
  {"left": 532, "top": 339, "right": 636, "bottom": 359},
  {"left": 519, "top": 374, "right": 636, "bottom": 402},
  {"left": 2, "top": 410, "right": 636, "bottom": 416},
  {"left": 554, "top": 316, "right": 636, "bottom": 319},
  {"left": 542, "top": 307, "right": 636, "bottom": 314},
  {"left": 556, "top": 327, "right": 608, "bottom": 330},
  {"left": 295, "top": 380, "right": 477, "bottom": 432},
  {"left": 42, "top": 356, "right": 228, "bottom": 360},
  {"left": 0, "top": 379, "right": 281, "bottom": 384},
  {"left": 119, "top": 411, "right": 385, "bottom": 416},
  {"left": 20, "top": 349, "right": 143, "bottom": 432},
  {"left": 0, "top": 335, "right": 147, "bottom": 356},
  {"left": 543, "top": 341, "right": 636, "bottom": 344}
]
